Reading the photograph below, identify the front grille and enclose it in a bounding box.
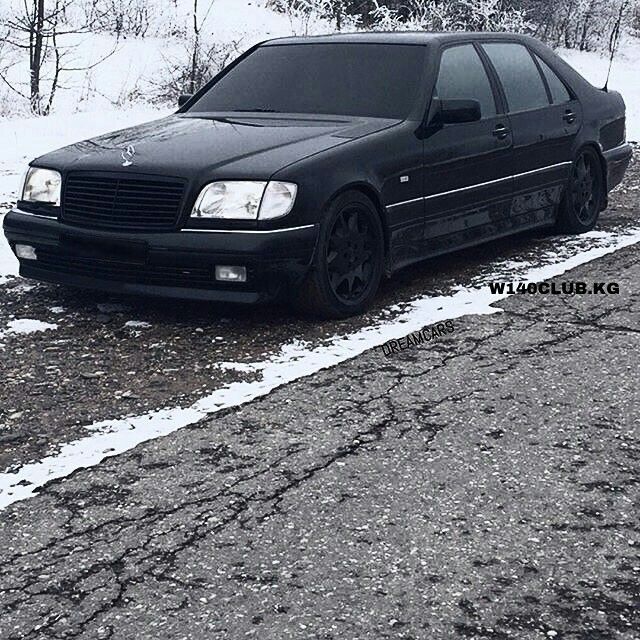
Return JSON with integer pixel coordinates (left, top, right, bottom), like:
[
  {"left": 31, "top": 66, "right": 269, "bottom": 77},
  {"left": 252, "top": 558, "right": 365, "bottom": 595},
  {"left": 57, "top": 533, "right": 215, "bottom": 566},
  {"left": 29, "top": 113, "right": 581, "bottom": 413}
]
[
  {"left": 62, "top": 173, "right": 186, "bottom": 232},
  {"left": 36, "top": 249, "right": 215, "bottom": 288}
]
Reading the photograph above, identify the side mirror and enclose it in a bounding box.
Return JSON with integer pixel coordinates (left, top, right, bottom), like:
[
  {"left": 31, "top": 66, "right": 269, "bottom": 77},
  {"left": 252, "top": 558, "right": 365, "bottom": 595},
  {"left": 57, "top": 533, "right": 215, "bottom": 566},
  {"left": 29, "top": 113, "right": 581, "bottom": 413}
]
[
  {"left": 178, "top": 93, "right": 193, "bottom": 107},
  {"left": 440, "top": 99, "right": 481, "bottom": 124}
]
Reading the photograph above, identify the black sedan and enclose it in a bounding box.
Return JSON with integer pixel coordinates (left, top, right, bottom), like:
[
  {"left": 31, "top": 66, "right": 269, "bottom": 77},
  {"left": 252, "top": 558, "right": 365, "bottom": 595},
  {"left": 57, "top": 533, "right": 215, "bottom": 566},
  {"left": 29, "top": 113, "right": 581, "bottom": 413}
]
[{"left": 3, "top": 32, "right": 632, "bottom": 317}]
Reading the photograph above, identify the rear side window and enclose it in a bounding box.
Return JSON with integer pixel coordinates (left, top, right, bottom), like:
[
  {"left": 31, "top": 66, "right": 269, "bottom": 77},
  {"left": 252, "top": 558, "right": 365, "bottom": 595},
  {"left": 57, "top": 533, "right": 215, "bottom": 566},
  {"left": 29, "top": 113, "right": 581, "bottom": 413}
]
[
  {"left": 435, "top": 44, "right": 497, "bottom": 119},
  {"left": 482, "top": 43, "right": 549, "bottom": 113},
  {"left": 534, "top": 54, "right": 572, "bottom": 104}
]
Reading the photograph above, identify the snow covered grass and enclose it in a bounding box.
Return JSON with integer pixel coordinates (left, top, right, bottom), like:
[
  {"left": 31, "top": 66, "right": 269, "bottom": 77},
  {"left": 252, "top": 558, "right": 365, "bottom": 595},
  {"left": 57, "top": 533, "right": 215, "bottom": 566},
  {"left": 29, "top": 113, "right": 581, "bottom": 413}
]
[
  {"left": 2, "top": 224, "right": 640, "bottom": 509},
  {"left": 124, "top": 320, "right": 152, "bottom": 329}
]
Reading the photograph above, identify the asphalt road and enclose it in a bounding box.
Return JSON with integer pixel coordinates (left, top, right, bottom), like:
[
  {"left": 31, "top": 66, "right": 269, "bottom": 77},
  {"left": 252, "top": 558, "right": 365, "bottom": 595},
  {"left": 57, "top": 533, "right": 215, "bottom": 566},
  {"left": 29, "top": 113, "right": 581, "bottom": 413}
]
[{"left": 0, "top": 155, "right": 638, "bottom": 638}]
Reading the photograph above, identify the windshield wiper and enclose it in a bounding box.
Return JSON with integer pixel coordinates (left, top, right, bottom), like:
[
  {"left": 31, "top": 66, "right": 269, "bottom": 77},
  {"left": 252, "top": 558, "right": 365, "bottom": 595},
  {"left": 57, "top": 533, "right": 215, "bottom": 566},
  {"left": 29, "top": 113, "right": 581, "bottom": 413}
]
[
  {"left": 230, "top": 108, "right": 281, "bottom": 113},
  {"left": 210, "top": 116, "right": 263, "bottom": 127}
]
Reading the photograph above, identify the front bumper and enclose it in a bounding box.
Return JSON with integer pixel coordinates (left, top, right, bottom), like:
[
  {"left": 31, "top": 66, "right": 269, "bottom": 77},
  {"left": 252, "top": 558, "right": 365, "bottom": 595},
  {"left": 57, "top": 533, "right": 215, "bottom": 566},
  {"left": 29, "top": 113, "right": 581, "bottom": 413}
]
[
  {"left": 2, "top": 209, "right": 319, "bottom": 303},
  {"left": 603, "top": 142, "right": 633, "bottom": 192}
]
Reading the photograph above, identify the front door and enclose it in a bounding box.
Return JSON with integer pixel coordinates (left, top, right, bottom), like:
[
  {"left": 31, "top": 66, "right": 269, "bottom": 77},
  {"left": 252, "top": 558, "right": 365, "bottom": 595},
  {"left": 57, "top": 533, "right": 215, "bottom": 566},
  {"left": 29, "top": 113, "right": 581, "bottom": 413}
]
[{"left": 420, "top": 42, "right": 515, "bottom": 257}]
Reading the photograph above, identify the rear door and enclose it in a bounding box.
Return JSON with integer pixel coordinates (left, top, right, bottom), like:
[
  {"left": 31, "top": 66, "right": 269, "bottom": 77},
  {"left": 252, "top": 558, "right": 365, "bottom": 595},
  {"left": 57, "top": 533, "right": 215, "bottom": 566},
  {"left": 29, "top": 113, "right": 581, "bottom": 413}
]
[
  {"left": 420, "top": 43, "right": 514, "bottom": 256},
  {"left": 480, "top": 42, "right": 580, "bottom": 226}
]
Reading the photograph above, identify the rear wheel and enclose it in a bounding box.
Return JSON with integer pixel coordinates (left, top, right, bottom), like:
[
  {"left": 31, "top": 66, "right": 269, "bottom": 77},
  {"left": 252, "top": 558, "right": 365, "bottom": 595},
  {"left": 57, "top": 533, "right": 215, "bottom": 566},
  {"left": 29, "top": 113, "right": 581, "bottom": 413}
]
[
  {"left": 556, "top": 148, "right": 604, "bottom": 233},
  {"left": 295, "top": 191, "right": 384, "bottom": 318}
]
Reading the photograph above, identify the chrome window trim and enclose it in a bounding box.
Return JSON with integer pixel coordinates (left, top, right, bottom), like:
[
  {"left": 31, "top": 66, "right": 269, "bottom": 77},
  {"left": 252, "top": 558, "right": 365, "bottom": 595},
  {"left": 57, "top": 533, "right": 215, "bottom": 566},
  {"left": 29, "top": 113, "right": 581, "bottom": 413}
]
[{"left": 387, "top": 161, "right": 572, "bottom": 210}]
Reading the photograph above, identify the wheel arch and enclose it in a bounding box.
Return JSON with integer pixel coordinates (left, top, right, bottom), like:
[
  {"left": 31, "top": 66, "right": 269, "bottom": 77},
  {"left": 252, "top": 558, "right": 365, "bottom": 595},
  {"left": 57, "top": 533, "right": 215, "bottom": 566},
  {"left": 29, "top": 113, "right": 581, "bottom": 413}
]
[
  {"left": 322, "top": 181, "right": 391, "bottom": 267},
  {"left": 575, "top": 142, "right": 608, "bottom": 210}
]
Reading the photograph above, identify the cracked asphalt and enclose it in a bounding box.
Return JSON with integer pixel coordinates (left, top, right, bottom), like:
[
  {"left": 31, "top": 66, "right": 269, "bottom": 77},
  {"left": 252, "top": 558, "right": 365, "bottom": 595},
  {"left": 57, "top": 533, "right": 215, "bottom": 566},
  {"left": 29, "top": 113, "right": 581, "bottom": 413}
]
[
  {"left": 0, "top": 241, "right": 639, "bottom": 638},
  {"left": 0, "top": 152, "right": 638, "bottom": 638}
]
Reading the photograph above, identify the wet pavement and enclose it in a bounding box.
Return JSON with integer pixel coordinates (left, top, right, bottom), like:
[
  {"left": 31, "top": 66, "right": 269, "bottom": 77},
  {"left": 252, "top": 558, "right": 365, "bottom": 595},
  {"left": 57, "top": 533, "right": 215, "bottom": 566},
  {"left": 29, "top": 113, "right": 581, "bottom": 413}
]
[{"left": 0, "top": 151, "right": 638, "bottom": 638}]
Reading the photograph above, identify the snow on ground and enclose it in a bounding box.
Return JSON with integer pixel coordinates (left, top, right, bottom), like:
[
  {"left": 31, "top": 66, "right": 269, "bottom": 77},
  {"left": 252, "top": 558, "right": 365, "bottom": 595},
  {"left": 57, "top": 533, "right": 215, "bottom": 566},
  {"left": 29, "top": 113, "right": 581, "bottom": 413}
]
[
  {"left": 5, "top": 319, "right": 58, "bottom": 334},
  {"left": 124, "top": 320, "right": 152, "bottom": 329},
  {"left": 2, "top": 224, "right": 640, "bottom": 509},
  {"left": 559, "top": 37, "right": 640, "bottom": 141},
  {"left": 0, "top": 318, "right": 57, "bottom": 341}
]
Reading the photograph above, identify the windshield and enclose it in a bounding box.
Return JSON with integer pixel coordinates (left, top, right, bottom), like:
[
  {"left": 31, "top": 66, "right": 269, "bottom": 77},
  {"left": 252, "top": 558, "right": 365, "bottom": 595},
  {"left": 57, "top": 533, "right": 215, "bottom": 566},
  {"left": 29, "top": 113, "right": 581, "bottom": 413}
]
[{"left": 188, "top": 43, "right": 426, "bottom": 119}]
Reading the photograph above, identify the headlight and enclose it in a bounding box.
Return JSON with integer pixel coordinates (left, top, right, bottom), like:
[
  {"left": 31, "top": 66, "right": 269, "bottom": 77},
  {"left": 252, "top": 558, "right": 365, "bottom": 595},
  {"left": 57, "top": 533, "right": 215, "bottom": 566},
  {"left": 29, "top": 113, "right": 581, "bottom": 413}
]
[
  {"left": 191, "top": 181, "right": 297, "bottom": 221},
  {"left": 22, "top": 167, "right": 62, "bottom": 206},
  {"left": 260, "top": 181, "right": 297, "bottom": 220}
]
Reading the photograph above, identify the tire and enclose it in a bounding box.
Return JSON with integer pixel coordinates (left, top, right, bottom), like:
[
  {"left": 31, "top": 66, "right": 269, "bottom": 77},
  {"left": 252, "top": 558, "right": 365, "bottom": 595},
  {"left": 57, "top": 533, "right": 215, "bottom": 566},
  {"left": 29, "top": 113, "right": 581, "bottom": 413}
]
[
  {"left": 555, "top": 147, "right": 605, "bottom": 234},
  {"left": 294, "top": 191, "right": 385, "bottom": 319}
]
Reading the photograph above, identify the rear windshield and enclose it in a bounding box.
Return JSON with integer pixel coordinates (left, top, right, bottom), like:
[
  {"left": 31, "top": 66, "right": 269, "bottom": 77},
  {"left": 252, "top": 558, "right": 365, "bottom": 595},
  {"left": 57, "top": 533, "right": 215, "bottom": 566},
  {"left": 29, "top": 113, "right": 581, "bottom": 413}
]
[{"left": 188, "top": 43, "right": 426, "bottom": 119}]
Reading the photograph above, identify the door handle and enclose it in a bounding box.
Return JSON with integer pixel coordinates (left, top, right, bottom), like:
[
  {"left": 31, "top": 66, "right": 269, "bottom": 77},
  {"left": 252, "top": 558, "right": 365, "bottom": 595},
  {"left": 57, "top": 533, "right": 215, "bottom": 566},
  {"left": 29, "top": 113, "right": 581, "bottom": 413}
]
[
  {"left": 492, "top": 124, "right": 510, "bottom": 140},
  {"left": 563, "top": 110, "right": 576, "bottom": 124}
]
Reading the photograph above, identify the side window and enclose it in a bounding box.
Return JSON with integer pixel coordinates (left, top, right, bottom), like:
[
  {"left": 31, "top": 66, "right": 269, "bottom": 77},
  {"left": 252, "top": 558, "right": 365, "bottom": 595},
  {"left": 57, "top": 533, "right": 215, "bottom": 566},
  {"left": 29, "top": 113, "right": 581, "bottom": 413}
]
[
  {"left": 534, "top": 54, "right": 572, "bottom": 104},
  {"left": 435, "top": 44, "right": 497, "bottom": 119},
  {"left": 482, "top": 43, "right": 550, "bottom": 113}
]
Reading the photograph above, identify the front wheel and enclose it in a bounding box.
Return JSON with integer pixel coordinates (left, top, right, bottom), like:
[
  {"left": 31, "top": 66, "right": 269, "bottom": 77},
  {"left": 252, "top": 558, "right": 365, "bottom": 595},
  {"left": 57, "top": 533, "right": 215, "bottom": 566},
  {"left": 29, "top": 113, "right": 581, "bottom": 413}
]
[
  {"left": 294, "top": 191, "right": 384, "bottom": 319},
  {"left": 555, "top": 148, "right": 604, "bottom": 233}
]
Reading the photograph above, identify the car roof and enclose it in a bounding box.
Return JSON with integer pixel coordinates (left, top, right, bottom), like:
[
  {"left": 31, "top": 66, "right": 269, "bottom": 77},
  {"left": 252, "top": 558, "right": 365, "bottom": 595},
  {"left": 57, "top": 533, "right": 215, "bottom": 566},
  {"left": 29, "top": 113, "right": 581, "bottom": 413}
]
[{"left": 261, "top": 31, "right": 537, "bottom": 47}]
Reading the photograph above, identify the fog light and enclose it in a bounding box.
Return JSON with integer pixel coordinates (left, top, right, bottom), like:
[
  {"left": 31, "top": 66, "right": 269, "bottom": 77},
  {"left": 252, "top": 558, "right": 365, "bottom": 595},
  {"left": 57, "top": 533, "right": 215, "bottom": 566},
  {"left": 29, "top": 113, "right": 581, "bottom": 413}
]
[
  {"left": 215, "top": 265, "right": 247, "bottom": 283},
  {"left": 16, "top": 244, "right": 37, "bottom": 260}
]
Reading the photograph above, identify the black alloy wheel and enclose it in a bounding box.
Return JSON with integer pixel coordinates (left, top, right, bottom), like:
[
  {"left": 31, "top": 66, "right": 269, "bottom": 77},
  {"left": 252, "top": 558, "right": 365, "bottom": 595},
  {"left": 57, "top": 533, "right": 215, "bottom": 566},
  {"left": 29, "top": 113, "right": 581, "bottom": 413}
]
[
  {"left": 556, "top": 148, "right": 604, "bottom": 233},
  {"left": 295, "top": 191, "right": 384, "bottom": 318},
  {"left": 326, "top": 205, "right": 377, "bottom": 304}
]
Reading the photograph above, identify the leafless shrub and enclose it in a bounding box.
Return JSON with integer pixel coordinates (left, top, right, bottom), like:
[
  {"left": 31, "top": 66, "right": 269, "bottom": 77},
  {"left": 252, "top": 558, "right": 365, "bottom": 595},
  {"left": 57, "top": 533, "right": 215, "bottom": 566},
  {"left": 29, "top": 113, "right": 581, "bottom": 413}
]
[
  {"left": 369, "top": 0, "right": 532, "bottom": 33},
  {"left": 84, "top": 0, "right": 154, "bottom": 37},
  {"left": 149, "top": 38, "right": 242, "bottom": 105},
  {"left": 269, "top": 0, "right": 356, "bottom": 33}
]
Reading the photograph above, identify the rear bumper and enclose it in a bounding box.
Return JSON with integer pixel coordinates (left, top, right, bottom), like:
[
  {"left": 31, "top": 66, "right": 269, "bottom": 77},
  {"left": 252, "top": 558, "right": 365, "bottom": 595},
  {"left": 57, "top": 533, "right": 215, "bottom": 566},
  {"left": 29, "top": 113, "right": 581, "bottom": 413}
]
[
  {"left": 2, "top": 209, "right": 319, "bottom": 303},
  {"left": 603, "top": 142, "right": 633, "bottom": 192}
]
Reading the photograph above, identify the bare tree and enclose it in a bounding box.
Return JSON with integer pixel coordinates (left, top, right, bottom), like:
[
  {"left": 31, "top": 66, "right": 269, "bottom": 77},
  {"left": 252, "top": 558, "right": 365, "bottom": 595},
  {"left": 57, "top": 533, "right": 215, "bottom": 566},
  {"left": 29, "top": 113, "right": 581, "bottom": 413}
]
[
  {"left": 189, "top": 0, "right": 200, "bottom": 93},
  {"left": 0, "top": 0, "right": 117, "bottom": 114}
]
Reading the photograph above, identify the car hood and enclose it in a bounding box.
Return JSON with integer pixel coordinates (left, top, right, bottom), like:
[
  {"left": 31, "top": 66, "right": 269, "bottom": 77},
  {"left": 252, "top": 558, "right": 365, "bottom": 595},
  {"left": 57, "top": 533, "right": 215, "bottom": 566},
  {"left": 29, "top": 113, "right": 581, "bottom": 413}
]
[{"left": 33, "top": 113, "right": 399, "bottom": 180}]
